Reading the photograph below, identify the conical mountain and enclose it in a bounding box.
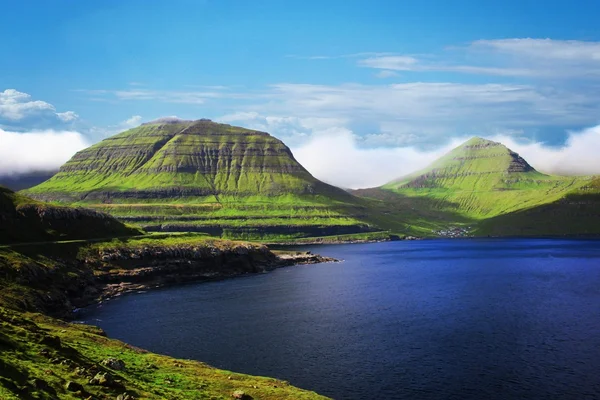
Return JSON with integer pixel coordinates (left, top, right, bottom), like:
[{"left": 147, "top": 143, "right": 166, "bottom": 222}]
[
  {"left": 26, "top": 119, "right": 374, "bottom": 239},
  {"left": 355, "top": 137, "right": 591, "bottom": 223},
  {"left": 385, "top": 137, "right": 539, "bottom": 191}
]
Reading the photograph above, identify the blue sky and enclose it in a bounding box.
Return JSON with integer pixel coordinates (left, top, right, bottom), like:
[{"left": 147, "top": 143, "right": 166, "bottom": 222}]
[{"left": 3, "top": 0, "right": 600, "bottom": 186}]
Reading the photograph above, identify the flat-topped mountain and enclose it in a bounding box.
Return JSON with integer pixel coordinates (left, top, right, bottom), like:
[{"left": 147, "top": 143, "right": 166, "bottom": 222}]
[
  {"left": 25, "top": 120, "right": 375, "bottom": 239},
  {"left": 28, "top": 119, "right": 348, "bottom": 200}
]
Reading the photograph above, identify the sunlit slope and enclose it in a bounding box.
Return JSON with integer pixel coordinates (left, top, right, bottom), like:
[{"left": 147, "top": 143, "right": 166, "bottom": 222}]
[
  {"left": 380, "top": 137, "right": 591, "bottom": 219},
  {"left": 25, "top": 120, "right": 375, "bottom": 239},
  {"left": 0, "top": 186, "right": 139, "bottom": 244}
]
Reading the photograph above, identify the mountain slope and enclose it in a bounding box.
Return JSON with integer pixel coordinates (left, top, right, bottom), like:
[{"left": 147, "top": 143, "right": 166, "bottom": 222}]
[
  {"left": 353, "top": 137, "right": 597, "bottom": 236},
  {"left": 379, "top": 137, "right": 590, "bottom": 219},
  {"left": 474, "top": 177, "right": 600, "bottom": 236},
  {"left": 0, "top": 186, "right": 140, "bottom": 244},
  {"left": 25, "top": 119, "right": 375, "bottom": 239}
]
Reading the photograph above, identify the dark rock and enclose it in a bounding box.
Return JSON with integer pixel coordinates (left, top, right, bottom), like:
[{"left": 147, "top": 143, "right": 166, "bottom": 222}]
[
  {"left": 102, "top": 358, "right": 125, "bottom": 371},
  {"left": 38, "top": 335, "right": 61, "bottom": 348},
  {"left": 65, "top": 381, "right": 84, "bottom": 392}
]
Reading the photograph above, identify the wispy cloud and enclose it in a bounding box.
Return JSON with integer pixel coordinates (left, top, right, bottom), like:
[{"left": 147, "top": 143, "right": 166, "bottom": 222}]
[
  {"left": 358, "top": 39, "right": 600, "bottom": 78},
  {"left": 374, "top": 70, "right": 399, "bottom": 79},
  {"left": 88, "top": 115, "right": 143, "bottom": 139},
  {"left": 81, "top": 87, "right": 248, "bottom": 105}
]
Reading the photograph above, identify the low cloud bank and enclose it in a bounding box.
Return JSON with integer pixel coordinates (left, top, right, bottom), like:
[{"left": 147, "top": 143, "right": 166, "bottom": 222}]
[
  {"left": 292, "top": 128, "right": 462, "bottom": 188},
  {"left": 292, "top": 125, "right": 600, "bottom": 189},
  {"left": 0, "top": 129, "right": 89, "bottom": 176},
  {"left": 491, "top": 126, "right": 600, "bottom": 177}
]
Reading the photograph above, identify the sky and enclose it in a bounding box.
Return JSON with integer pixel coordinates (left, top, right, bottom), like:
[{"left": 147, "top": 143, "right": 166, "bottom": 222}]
[{"left": 3, "top": 0, "right": 600, "bottom": 188}]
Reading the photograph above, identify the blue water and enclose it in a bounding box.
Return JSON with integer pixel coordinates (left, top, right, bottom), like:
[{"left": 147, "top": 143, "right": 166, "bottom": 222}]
[{"left": 78, "top": 239, "right": 600, "bottom": 399}]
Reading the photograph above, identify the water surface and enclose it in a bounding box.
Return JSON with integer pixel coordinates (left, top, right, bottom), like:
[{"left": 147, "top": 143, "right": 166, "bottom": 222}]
[{"left": 79, "top": 239, "right": 600, "bottom": 399}]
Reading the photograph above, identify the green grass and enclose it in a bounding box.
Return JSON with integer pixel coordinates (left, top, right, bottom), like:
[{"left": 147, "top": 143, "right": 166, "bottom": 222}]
[
  {"left": 0, "top": 235, "right": 331, "bottom": 398},
  {"left": 23, "top": 120, "right": 376, "bottom": 239},
  {"left": 0, "top": 186, "right": 141, "bottom": 245},
  {"left": 0, "top": 306, "right": 328, "bottom": 399},
  {"left": 353, "top": 137, "right": 600, "bottom": 236}
]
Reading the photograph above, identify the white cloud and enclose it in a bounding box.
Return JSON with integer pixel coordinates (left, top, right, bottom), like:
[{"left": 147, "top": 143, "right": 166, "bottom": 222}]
[
  {"left": 0, "top": 89, "right": 55, "bottom": 120},
  {"left": 88, "top": 88, "right": 242, "bottom": 104},
  {"left": 56, "top": 111, "right": 79, "bottom": 122},
  {"left": 471, "top": 38, "right": 600, "bottom": 62},
  {"left": 360, "top": 56, "right": 419, "bottom": 70},
  {"left": 290, "top": 124, "right": 600, "bottom": 189},
  {"left": 292, "top": 129, "right": 461, "bottom": 188},
  {"left": 374, "top": 70, "right": 399, "bottom": 79},
  {"left": 358, "top": 39, "right": 600, "bottom": 78},
  {"left": 488, "top": 125, "right": 600, "bottom": 176},
  {"left": 88, "top": 115, "right": 144, "bottom": 139},
  {"left": 0, "top": 89, "right": 80, "bottom": 125},
  {"left": 123, "top": 115, "right": 142, "bottom": 128},
  {"left": 0, "top": 129, "right": 89, "bottom": 175},
  {"left": 261, "top": 82, "right": 600, "bottom": 138},
  {"left": 292, "top": 126, "right": 600, "bottom": 189}
]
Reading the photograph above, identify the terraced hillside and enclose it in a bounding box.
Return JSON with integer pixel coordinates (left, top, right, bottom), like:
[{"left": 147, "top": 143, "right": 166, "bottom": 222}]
[
  {"left": 0, "top": 186, "right": 140, "bottom": 244},
  {"left": 355, "top": 137, "right": 597, "bottom": 236},
  {"left": 25, "top": 119, "right": 375, "bottom": 240}
]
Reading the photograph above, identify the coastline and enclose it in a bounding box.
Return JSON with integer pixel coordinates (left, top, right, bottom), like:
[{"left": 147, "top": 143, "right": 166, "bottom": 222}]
[{"left": 90, "top": 250, "right": 338, "bottom": 312}]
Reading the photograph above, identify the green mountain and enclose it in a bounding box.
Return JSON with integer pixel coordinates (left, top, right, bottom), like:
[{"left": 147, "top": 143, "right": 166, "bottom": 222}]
[
  {"left": 25, "top": 119, "right": 375, "bottom": 240},
  {"left": 0, "top": 186, "right": 140, "bottom": 244},
  {"left": 355, "top": 137, "right": 598, "bottom": 236}
]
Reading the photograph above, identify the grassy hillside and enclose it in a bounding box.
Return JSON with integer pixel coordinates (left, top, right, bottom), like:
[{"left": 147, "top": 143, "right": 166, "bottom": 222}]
[
  {"left": 474, "top": 177, "right": 600, "bottom": 236},
  {"left": 0, "top": 306, "right": 327, "bottom": 400},
  {"left": 25, "top": 119, "right": 376, "bottom": 240},
  {"left": 0, "top": 235, "right": 330, "bottom": 399},
  {"left": 0, "top": 186, "right": 141, "bottom": 244},
  {"left": 355, "top": 137, "right": 597, "bottom": 236}
]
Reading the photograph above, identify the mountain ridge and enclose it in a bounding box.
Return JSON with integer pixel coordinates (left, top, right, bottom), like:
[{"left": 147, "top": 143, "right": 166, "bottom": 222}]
[{"left": 25, "top": 120, "right": 375, "bottom": 239}]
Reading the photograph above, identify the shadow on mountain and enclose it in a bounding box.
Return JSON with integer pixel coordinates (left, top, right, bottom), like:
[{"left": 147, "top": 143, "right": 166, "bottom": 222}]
[
  {"left": 352, "top": 188, "right": 475, "bottom": 234},
  {"left": 474, "top": 192, "right": 600, "bottom": 236}
]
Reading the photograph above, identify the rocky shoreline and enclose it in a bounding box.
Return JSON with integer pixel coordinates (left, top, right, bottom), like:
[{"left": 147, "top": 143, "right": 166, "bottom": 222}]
[
  {"left": 0, "top": 239, "right": 338, "bottom": 320},
  {"left": 94, "top": 251, "right": 338, "bottom": 306}
]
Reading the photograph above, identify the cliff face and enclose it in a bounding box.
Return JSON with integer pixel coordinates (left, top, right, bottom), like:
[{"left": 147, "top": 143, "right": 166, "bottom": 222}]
[
  {"left": 0, "top": 237, "right": 334, "bottom": 318},
  {"left": 25, "top": 120, "right": 374, "bottom": 239},
  {"left": 0, "top": 186, "right": 140, "bottom": 244}
]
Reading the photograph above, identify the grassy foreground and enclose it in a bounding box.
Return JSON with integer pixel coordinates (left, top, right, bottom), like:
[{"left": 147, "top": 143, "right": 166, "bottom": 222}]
[
  {"left": 0, "top": 306, "right": 327, "bottom": 400},
  {"left": 0, "top": 235, "right": 330, "bottom": 399}
]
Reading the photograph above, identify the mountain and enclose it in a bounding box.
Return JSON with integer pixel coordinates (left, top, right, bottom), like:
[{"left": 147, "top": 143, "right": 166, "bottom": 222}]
[
  {"left": 25, "top": 119, "right": 375, "bottom": 239},
  {"left": 0, "top": 186, "right": 140, "bottom": 244},
  {"left": 354, "top": 137, "right": 598, "bottom": 236},
  {"left": 0, "top": 171, "right": 57, "bottom": 191}
]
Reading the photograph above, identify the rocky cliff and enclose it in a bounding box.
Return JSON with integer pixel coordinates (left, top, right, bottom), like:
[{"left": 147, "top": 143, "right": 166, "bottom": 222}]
[{"left": 0, "top": 186, "right": 140, "bottom": 244}]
